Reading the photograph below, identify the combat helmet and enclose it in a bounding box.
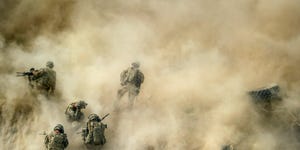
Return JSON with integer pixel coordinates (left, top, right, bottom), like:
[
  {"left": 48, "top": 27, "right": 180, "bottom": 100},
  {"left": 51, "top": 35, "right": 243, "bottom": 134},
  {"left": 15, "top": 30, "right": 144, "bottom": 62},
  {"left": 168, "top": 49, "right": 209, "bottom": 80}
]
[
  {"left": 88, "top": 114, "right": 101, "bottom": 122},
  {"left": 131, "top": 61, "right": 140, "bottom": 68},
  {"left": 54, "top": 124, "right": 64, "bottom": 133},
  {"left": 46, "top": 61, "right": 54, "bottom": 69},
  {"left": 77, "top": 100, "right": 88, "bottom": 109}
]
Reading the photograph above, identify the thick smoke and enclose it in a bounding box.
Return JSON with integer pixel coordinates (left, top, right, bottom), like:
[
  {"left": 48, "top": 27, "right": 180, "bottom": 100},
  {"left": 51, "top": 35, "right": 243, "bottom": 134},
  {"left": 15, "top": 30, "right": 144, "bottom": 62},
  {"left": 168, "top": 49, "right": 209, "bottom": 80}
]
[{"left": 1, "top": 0, "right": 300, "bottom": 149}]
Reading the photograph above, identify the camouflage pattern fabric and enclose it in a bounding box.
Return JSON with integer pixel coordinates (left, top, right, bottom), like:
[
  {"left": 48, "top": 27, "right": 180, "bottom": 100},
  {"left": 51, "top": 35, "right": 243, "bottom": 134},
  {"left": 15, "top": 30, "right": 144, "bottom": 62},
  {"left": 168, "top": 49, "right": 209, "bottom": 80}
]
[
  {"left": 117, "top": 84, "right": 140, "bottom": 106},
  {"left": 120, "top": 67, "right": 144, "bottom": 88},
  {"left": 31, "top": 67, "right": 56, "bottom": 95},
  {"left": 222, "top": 144, "right": 234, "bottom": 150},
  {"left": 117, "top": 67, "right": 144, "bottom": 107},
  {"left": 83, "top": 119, "right": 107, "bottom": 145},
  {"left": 65, "top": 102, "right": 86, "bottom": 121},
  {"left": 44, "top": 131, "right": 68, "bottom": 150}
]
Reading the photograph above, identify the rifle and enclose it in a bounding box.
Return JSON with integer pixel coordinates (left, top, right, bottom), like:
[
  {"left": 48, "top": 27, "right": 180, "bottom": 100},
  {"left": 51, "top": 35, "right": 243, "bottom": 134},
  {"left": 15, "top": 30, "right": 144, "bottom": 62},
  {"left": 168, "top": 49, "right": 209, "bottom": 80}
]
[
  {"left": 16, "top": 68, "right": 35, "bottom": 77},
  {"left": 101, "top": 113, "right": 110, "bottom": 121},
  {"left": 16, "top": 71, "right": 33, "bottom": 77}
]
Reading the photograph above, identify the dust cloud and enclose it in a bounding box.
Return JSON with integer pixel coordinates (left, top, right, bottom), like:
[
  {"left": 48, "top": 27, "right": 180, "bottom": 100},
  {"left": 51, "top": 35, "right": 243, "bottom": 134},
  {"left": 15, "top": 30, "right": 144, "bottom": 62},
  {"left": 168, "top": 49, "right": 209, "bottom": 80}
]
[{"left": 1, "top": 0, "right": 300, "bottom": 149}]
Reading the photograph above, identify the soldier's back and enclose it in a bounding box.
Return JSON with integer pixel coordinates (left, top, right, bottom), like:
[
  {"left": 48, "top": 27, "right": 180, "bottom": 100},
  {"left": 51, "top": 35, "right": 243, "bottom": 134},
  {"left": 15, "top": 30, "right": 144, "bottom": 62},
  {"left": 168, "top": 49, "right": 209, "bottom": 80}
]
[{"left": 47, "top": 132, "right": 68, "bottom": 150}]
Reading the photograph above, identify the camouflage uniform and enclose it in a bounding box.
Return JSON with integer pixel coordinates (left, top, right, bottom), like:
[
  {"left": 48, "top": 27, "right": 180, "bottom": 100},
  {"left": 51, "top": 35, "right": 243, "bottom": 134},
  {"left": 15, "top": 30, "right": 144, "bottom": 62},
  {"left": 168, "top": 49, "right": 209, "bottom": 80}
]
[
  {"left": 26, "top": 68, "right": 35, "bottom": 88},
  {"left": 31, "top": 61, "right": 56, "bottom": 95},
  {"left": 82, "top": 114, "right": 107, "bottom": 145},
  {"left": 222, "top": 144, "right": 234, "bottom": 150},
  {"left": 44, "top": 124, "right": 69, "bottom": 150},
  {"left": 65, "top": 100, "right": 88, "bottom": 121},
  {"left": 117, "top": 62, "right": 144, "bottom": 107}
]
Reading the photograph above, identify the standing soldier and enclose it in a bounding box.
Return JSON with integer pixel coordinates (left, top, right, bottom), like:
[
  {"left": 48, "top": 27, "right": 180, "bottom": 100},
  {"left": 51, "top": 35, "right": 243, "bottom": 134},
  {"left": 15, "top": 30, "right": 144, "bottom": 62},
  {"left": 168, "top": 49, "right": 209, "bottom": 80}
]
[
  {"left": 44, "top": 124, "right": 69, "bottom": 150},
  {"left": 65, "top": 100, "right": 88, "bottom": 122},
  {"left": 117, "top": 62, "right": 144, "bottom": 108},
  {"left": 31, "top": 61, "right": 56, "bottom": 96}
]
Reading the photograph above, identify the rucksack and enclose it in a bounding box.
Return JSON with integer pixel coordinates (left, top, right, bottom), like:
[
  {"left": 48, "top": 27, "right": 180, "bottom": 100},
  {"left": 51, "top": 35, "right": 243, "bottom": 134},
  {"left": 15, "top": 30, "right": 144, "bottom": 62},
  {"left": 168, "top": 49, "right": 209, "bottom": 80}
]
[
  {"left": 121, "top": 68, "right": 143, "bottom": 87},
  {"left": 92, "top": 122, "right": 106, "bottom": 145},
  {"left": 133, "top": 71, "right": 144, "bottom": 88},
  {"left": 48, "top": 133, "right": 66, "bottom": 149}
]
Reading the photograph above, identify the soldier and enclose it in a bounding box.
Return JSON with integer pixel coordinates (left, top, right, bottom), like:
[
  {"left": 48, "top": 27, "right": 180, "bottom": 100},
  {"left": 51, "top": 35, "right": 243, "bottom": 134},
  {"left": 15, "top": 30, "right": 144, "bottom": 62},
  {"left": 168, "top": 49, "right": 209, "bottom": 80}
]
[
  {"left": 44, "top": 124, "right": 69, "bottom": 150},
  {"left": 117, "top": 62, "right": 144, "bottom": 108},
  {"left": 65, "top": 100, "right": 88, "bottom": 122},
  {"left": 81, "top": 114, "right": 108, "bottom": 146},
  {"left": 248, "top": 84, "right": 281, "bottom": 114},
  {"left": 222, "top": 144, "right": 234, "bottom": 150},
  {"left": 31, "top": 61, "right": 56, "bottom": 96}
]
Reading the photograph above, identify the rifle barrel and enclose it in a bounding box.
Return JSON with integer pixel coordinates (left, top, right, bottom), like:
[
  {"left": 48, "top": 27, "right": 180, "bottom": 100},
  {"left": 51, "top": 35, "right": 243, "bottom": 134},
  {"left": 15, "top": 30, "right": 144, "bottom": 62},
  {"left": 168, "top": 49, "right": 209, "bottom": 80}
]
[{"left": 101, "top": 113, "right": 110, "bottom": 121}]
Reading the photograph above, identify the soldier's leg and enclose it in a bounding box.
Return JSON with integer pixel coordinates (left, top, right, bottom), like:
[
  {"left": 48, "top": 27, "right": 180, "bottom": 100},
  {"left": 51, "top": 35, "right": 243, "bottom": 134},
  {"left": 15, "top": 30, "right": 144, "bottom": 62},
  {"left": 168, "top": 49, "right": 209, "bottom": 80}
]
[
  {"left": 128, "top": 86, "right": 139, "bottom": 108},
  {"left": 117, "top": 86, "right": 129, "bottom": 100},
  {"left": 114, "top": 86, "right": 129, "bottom": 110},
  {"left": 128, "top": 93, "right": 136, "bottom": 108}
]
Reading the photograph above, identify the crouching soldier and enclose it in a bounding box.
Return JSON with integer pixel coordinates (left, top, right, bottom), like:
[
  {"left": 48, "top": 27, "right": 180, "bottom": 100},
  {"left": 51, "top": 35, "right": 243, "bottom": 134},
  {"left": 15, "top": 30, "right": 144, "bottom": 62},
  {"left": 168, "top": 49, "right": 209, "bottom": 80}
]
[
  {"left": 44, "top": 124, "right": 69, "bottom": 150},
  {"left": 81, "top": 114, "right": 108, "bottom": 146},
  {"left": 65, "top": 100, "right": 88, "bottom": 122}
]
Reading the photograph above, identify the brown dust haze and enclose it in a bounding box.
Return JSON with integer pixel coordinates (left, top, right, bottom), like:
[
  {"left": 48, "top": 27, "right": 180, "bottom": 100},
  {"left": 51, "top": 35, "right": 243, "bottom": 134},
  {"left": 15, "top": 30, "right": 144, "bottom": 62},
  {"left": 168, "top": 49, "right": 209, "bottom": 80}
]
[{"left": 1, "top": 0, "right": 300, "bottom": 149}]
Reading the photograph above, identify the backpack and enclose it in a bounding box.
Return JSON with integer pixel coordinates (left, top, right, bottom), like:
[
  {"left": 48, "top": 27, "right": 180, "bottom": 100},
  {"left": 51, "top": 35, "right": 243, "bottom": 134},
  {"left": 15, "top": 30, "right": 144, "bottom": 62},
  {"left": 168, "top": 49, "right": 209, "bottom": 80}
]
[
  {"left": 43, "top": 68, "right": 56, "bottom": 90},
  {"left": 48, "top": 133, "right": 67, "bottom": 149},
  {"left": 121, "top": 68, "right": 144, "bottom": 87},
  {"left": 133, "top": 71, "right": 144, "bottom": 88},
  {"left": 92, "top": 122, "right": 106, "bottom": 145}
]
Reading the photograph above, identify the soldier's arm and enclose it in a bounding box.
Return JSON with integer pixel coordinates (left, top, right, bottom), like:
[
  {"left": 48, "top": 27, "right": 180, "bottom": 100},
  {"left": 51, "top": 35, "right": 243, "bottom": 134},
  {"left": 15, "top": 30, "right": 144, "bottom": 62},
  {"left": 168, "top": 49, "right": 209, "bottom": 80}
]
[
  {"left": 65, "top": 105, "right": 70, "bottom": 114},
  {"left": 49, "top": 81, "right": 55, "bottom": 94},
  {"left": 75, "top": 107, "right": 80, "bottom": 117},
  {"left": 64, "top": 135, "right": 69, "bottom": 148},
  {"left": 120, "top": 70, "right": 127, "bottom": 78},
  {"left": 51, "top": 71, "right": 56, "bottom": 92},
  {"left": 139, "top": 71, "right": 144, "bottom": 83},
  {"left": 120, "top": 69, "right": 128, "bottom": 84},
  {"left": 31, "top": 69, "right": 44, "bottom": 80},
  {"left": 44, "top": 135, "right": 49, "bottom": 148}
]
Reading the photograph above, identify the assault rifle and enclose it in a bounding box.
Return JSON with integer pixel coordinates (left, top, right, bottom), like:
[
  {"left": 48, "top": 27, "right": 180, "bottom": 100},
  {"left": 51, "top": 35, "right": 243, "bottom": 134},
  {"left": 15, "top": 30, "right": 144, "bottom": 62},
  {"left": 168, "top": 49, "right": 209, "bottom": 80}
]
[
  {"left": 17, "top": 68, "right": 36, "bottom": 88},
  {"left": 16, "top": 68, "right": 35, "bottom": 77},
  {"left": 101, "top": 113, "right": 110, "bottom": 121}
]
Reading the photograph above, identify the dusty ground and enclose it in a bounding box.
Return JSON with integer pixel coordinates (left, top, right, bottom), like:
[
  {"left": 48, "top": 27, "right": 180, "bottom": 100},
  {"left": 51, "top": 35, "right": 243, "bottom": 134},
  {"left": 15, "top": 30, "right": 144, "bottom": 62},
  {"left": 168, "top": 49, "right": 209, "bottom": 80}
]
[{"left": 1, "top": 0, "right": 300, "bottom": 149}]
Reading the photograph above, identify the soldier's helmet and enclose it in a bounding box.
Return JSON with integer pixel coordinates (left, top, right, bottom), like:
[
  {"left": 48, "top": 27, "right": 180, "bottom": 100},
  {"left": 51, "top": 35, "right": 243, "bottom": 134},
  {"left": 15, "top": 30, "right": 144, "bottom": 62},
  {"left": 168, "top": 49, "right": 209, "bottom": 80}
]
[
  {"left": 77, "top": 100, "right": 88, "bottom": 109},
  {"left": 88, "top": 114, "right": 100, "bottom": 122},
  {"left": 30, "top": 68, "right": 35, "bottom": 72},
  {"left": 54, "top": 124, "right": 64, "bottom": 133},
  {"left": 46, "top": 61, "right": 54, "bottom": 69},
  {"left": 131, "top": 62, "right": 140, "bottom": 68}
]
